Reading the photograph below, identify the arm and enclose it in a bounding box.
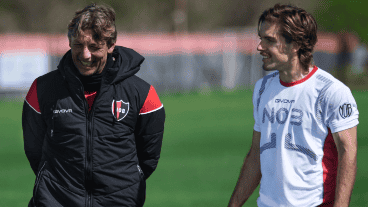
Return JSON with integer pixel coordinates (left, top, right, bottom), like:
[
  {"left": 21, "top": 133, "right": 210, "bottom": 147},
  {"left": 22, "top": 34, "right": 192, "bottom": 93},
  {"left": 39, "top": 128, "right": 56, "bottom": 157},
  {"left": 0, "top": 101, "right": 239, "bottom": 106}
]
[
  {"left": 332, "top": 126, "right": 357, "bottom": 207},
  {"left": 228, "top": 130, "right": 262, "bottom": 207},
  {"left": 135, "top": 86, "right": 165, "bottom": 179},
  {"left": 22, "top": 79, "right": 47, "bottom": 176}
]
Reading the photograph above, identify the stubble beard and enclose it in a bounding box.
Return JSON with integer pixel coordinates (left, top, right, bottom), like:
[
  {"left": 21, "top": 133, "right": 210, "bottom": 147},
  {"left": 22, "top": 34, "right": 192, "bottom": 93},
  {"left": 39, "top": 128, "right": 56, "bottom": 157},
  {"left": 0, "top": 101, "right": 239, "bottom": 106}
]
[{"left": 262, "top": 63, "right": 276, "bottom": 71}]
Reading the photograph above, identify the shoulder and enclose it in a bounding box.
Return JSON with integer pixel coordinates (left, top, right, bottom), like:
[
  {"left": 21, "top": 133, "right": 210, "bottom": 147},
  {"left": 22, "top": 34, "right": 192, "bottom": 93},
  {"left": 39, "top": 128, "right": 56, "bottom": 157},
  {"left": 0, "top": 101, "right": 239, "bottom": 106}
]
[
  {"left": 252, "top": 71, "right": 279, "bottom": 112},
  {"left": 25, "top": 70, "right": 62, "bottom": 114},
  {"left": 123, "top": 75, "right": 151, "bottom": 94},
  {"left": 253, "top": 71, "right": 279, "bottom": 95},
  {"left": 37, "top": 70, "right": 64, "bottom": 93},
  {"left": 124, "top": 76, "right": 163, "bottom": 115},
  {"left": 127, "top": 75, "right": 150, "bottom": 86},
  {"left": 28, "top": 70, "right": 62, "bottom": 94},
  {"left": 120, "top": 75, "right": 162, "bottom": 110},
  {"left": 313, "top": 67, "right": 352, "bottom": 98},
  {"left": 37, "top": 70, "right": 61, "bottom": 86},
  {"left": 257, "top": 71, "right": 279, "bottom": 86}
]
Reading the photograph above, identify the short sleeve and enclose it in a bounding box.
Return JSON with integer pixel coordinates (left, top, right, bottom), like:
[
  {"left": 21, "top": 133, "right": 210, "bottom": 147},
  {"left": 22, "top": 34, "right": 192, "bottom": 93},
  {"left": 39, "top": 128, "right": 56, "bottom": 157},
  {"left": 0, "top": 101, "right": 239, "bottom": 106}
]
[
  {"left": 253, "top": 79, "right": 262, "bottom": 132},
  {"left": 325, "top": 85, "right": 359, "bottom": 133}
]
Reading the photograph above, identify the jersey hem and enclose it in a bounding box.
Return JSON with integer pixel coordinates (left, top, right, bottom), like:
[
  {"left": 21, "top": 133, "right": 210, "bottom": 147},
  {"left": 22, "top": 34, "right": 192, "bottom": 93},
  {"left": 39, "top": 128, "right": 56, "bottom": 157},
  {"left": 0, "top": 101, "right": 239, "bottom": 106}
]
[{"left": 329, "top": 121, "right": 359, "bottom": 134}]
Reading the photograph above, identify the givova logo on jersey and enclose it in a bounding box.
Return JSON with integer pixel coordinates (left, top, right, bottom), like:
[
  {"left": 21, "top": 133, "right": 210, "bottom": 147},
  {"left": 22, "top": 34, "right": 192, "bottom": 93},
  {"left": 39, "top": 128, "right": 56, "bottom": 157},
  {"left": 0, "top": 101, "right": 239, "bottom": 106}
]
[{"left": 112, "top": 100, "right": 129, "bottom": 121}]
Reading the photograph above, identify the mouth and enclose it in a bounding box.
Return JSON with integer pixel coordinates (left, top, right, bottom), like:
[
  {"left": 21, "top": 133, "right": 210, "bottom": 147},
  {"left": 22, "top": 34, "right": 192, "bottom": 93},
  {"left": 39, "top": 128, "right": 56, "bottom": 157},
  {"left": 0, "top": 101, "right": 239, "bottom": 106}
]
[
  {"left": 79, "top": 59, "right": 94, "bottom": 67},
  {"left": 261, "top": 53, "right": 271, "bottom": 60}
]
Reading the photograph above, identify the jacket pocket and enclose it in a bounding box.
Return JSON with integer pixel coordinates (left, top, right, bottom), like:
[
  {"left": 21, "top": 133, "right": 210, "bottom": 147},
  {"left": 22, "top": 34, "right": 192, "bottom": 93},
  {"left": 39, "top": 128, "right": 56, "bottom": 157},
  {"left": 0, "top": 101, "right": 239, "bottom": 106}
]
[
  {"left": 136, "top": 164, "right": 146, "bottom": 206},
  {"left": 137, "top": 164, "right": 145, "bottom": 180},
  {"left": 33, "top": 161, "right": 47, "bottom": 206}
]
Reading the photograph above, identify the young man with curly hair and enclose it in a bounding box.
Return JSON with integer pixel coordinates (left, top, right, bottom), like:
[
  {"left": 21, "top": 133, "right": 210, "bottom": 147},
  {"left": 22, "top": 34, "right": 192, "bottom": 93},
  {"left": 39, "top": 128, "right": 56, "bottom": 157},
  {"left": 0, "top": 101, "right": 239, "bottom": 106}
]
[{"left": 228, "top": 4, "right": 358, "bottom": 207}]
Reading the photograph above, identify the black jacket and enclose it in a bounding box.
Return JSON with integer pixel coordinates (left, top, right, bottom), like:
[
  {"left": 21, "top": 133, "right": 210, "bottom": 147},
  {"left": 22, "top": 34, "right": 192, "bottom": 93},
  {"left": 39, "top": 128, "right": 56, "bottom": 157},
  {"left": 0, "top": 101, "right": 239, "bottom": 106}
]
[{"left": 22, "top": 46, "right": 165, "bottom": 207}]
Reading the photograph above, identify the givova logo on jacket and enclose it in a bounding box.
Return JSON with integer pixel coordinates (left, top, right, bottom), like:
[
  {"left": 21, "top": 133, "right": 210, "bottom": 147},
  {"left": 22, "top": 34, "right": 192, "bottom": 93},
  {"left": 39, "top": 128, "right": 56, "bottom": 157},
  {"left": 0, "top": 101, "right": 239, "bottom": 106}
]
[{"left": 112, "top": 100, "right": 130, "bottom": 121}]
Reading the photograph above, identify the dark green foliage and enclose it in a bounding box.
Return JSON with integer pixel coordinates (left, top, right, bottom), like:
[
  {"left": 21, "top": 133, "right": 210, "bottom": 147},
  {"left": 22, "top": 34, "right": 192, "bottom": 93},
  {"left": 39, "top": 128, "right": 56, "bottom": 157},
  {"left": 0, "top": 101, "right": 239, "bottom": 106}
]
[
  {"left": 0, "top": 0, "right": 319, "bottom": 33},
  {"left": 315, "top": 1, "right": 368, "bottom": 44}
]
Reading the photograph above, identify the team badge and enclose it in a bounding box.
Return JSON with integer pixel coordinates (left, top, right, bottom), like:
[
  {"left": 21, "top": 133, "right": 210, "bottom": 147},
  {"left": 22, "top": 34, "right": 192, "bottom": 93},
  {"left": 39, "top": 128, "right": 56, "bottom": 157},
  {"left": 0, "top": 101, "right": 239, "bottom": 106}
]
[
  {"left": 112, "top": 100, "right": 129, "bottom": 121},
  {"left": 339, "top": 103, "right": 352, "bottom": 119}
]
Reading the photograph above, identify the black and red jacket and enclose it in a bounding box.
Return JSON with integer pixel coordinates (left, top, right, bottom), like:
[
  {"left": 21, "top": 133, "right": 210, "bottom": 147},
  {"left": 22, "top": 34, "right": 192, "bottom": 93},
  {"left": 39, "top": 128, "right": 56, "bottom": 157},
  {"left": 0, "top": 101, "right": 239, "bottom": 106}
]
[{"left": 22, "top": 46, "right": 165, "bottom": 207}]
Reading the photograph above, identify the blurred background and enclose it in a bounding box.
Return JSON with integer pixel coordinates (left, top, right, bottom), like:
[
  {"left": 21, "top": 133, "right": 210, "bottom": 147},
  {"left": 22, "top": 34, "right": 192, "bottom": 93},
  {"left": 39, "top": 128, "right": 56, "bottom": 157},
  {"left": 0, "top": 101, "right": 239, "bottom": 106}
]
[{"left": 0, "top": 0, "right": 367, "bottom": 206}]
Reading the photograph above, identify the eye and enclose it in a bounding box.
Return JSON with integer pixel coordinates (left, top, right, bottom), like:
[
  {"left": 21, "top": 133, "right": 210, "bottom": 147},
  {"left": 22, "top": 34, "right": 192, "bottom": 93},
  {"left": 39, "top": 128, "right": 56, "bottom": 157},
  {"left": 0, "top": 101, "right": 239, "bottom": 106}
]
[{"left": 90, "top": 46, "right": 100, "bottom": 51}]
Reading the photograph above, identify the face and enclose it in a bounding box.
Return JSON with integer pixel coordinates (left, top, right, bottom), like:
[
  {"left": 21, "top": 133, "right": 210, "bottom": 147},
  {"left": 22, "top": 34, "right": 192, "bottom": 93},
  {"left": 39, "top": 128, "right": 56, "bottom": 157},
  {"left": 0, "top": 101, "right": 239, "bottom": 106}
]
[
  {"left": 257, "top": 21, "right": 298, "bottom": 72},
  {"left": 69, "top": 29, "right": 115, "bottom": 76}
]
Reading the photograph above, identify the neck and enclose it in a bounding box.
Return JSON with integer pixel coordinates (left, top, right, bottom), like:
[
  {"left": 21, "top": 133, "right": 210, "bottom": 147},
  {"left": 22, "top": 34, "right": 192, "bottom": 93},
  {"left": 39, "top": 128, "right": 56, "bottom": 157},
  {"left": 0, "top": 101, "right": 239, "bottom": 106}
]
[{"left": 278, "top": 59, "right": 311, "bottom": 83}]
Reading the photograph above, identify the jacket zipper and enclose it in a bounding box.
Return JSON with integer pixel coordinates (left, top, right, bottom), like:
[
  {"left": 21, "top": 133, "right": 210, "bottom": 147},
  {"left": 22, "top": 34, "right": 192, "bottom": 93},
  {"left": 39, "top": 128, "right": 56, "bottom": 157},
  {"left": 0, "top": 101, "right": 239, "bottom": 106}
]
[
  {"left": 81, "top": 77, "right": 105, "bottom": 207},
  {"left": 84, "top": 87, "right": 101, "bottom": 207},
  {"left": 84, "top": 97, "right": 90, "bottom": 207},
  {"left": 88, "top": 114, "right": 93, "bottom": 207},
  {"left": 81, "top": 84, "right": 93, "bottom": 207}
]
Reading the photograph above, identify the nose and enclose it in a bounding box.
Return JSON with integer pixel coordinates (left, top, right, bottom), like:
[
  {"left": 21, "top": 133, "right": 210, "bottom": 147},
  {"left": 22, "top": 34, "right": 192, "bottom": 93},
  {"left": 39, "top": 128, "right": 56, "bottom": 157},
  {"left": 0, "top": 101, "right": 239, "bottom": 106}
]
[
  {"left": 80, "top": 46, "right": 91, "bottom": 60},
  {"left": 257, "top": 40, "right": 263, "bottom": 51}
]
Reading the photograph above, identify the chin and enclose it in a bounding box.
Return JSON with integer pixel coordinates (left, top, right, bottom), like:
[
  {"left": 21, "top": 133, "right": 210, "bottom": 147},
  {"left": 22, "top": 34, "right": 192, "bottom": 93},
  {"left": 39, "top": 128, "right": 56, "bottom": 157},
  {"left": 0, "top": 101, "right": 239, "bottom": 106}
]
[
  {"left": 78, "top": 66, "right": 101, "bottom": 76},
  {"left": 262, "top": 65, "right": 275, "bottom": 71},
  {"left": 77, "top": 69, "right": 94, "bottom": 76}
]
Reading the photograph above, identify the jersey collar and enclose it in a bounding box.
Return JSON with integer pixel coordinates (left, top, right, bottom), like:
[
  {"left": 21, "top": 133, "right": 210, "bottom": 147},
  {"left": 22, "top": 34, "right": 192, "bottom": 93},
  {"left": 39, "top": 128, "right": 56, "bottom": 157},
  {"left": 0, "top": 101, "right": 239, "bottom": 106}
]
[{"left": 280, "top": 66, "right": 318, "bottom": 87}]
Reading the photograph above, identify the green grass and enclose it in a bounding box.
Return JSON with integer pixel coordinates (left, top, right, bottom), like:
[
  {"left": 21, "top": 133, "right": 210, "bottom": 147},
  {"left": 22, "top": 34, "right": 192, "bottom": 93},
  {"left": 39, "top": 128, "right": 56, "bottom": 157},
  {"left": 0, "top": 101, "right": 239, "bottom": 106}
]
[{"left": 0, "top": 89, "right": 367, "bottom": 206}]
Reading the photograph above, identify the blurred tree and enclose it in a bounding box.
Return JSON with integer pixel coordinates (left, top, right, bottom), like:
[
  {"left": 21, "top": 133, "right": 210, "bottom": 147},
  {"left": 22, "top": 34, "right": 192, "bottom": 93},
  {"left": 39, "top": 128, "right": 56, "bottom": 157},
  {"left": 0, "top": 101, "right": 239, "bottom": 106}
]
[
  {"left": 0, "top": 0, "right": 176, "bottom": 33},
  {"left": 314, "top": 0, "right": 368, "bottom": 83},
  {"left": 315, "top": 0, "right": 368, "bottom": 45},
  {"left": 187, "top": 0, "right": 318, "bottom": 31},
  {"left": 0, "top": 0, "right": 320, "bottom": 34}
]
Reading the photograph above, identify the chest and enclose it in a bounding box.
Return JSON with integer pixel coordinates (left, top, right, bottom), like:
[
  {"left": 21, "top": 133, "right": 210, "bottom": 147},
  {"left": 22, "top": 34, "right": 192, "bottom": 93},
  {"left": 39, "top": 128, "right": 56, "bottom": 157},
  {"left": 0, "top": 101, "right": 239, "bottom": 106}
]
[
  {"left": 40, "top": 84, "right": 140, "bottom": 138},
  {"left": 257, "top": 85, "right": 320, "bottom": 128}
]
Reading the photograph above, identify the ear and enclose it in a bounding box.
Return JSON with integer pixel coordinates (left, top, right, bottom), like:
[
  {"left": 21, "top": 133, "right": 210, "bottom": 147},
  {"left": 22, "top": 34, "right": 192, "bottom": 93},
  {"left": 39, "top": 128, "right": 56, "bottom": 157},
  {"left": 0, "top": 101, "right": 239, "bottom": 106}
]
[
  {"left": 108, "top": 43, "right": 116, "bottom": 53},
  {"left": 292, "top": 42, "right": 300, "bottom": 53}
]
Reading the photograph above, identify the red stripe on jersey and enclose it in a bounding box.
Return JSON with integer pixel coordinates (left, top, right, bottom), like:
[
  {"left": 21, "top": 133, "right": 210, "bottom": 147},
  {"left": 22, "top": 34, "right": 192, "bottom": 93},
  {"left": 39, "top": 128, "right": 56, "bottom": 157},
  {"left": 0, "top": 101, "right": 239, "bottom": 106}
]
[
  {"left": 280, "top": 66, "right": 318, "bottom": 87},
  {"left": 140, "top": 86, "right": 163, "bottom": 115},
  {"left": 84, "top": 91, "right": 97, "bottom": 112},
  {"left": 25, "top": 79, "right": 41, "bottom": 114},
  {"left": 321, "top": 128, "right": 338, "bottom": 205}
]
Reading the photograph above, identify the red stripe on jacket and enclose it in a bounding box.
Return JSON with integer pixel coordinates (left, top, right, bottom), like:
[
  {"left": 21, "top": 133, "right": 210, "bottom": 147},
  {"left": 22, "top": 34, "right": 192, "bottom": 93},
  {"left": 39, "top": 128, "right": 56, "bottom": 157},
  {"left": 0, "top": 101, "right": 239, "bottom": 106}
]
[
  {"left": 25, "top": 79, "right": 41, "bottom": 114},
  {"left": 140, "top": 86, "right": 162, "bottom": 114}
]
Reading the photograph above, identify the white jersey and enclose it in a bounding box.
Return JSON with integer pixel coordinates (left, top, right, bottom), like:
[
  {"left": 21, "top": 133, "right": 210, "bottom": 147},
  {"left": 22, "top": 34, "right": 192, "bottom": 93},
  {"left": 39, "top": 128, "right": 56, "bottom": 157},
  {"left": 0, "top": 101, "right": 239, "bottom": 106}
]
[{"left": 253, "top": 66, "right": 359, "bottom": 207}]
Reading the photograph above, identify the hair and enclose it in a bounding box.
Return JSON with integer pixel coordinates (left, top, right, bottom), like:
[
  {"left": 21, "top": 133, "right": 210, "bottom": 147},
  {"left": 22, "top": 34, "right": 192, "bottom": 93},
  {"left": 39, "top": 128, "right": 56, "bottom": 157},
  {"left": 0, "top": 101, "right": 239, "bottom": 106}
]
[
  {"left": 258, "top": 4, "right": 318, "bottom": 71},
  {"left": 68, "top": 3, "right": 117, "bottom": 47}
]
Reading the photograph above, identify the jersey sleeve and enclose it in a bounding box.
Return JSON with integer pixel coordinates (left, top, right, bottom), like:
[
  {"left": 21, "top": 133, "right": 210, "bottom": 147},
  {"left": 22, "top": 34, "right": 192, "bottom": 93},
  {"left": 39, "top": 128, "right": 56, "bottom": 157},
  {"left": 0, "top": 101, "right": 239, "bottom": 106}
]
[
  {"left": 324, "top": 85, "right": 359, "bottom": 133},
  {"left": 253, "top": 79, "right": 263, "bottom": 132},
  {"left": 22, "top": 79, "right": 47, "bottom": 176},
  {"left": 135, "top": 85, "right": 165, "bottom": 179}
]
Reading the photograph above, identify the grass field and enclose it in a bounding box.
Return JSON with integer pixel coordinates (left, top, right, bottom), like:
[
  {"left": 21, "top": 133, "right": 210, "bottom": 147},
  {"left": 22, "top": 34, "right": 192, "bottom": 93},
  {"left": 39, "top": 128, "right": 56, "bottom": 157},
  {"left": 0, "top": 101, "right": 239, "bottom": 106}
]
[{"left": 0, "top": 89, "right": 367, "bottom": 206}]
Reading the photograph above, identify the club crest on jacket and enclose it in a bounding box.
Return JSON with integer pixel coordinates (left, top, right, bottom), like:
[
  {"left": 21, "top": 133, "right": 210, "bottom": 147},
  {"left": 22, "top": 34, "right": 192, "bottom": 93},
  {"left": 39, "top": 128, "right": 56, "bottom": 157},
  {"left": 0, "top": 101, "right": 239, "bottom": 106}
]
[{"left": 112, "top": 100, "right": 129, "bottom": 121}]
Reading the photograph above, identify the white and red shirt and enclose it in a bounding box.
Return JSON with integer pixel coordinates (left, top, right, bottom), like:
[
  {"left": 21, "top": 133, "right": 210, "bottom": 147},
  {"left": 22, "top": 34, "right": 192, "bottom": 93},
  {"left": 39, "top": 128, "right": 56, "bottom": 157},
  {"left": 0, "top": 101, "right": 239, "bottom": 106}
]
[{"left": 253, "top": 66, "right": 359, "bottom": 206}]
